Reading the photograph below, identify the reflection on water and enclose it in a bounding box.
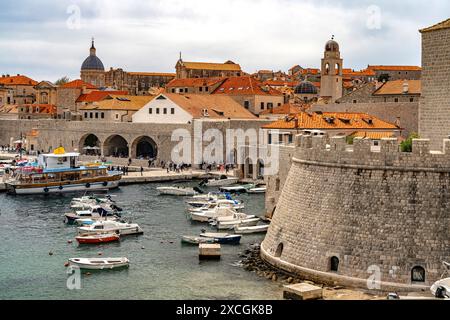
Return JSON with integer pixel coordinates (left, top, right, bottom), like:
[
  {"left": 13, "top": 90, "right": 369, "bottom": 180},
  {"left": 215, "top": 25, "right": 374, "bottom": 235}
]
[{"left": 0, "top": 182, "right": 281, "bottom": 300}]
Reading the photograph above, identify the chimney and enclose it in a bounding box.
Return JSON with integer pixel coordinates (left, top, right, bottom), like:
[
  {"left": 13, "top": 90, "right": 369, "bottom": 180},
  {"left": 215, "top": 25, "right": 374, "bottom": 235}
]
[{"left": 402, "top": 80, "right": 409, "bottom": 94}]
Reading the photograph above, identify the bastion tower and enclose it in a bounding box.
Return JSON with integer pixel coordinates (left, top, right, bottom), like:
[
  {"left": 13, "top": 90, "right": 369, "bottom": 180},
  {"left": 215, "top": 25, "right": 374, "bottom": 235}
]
[
  {"left": 320, "top": 37, "right": 343, "bottom": 103},
  {"left": 80, "top": 39, "right": 105, "bottom": 88}
]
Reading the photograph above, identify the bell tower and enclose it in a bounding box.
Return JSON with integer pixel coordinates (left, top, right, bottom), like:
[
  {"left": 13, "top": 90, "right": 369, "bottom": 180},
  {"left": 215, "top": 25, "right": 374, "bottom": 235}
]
[{"left": 320, "top": 36, "right": 343, "bottom": 102}]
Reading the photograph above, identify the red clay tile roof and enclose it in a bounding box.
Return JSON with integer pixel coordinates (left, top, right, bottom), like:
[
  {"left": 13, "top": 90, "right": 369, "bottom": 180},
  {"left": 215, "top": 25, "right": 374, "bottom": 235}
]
[
  {"left": 76, "top": 90, "right": 128, "bottom": 103},
  {"left": 19, "top": 104, "right": 57, "bottom": 114},
  {"left": 212, "top": 76, "right": 283, "bottom": 96},
  {"left": 180, "top": 61, "right": 242, "bottom": 71},
  {"left": 367, "top": 65, "right": 422, "bottom": 72},
  {"left": 127, "top": 72, "right": 176, "bottom": 77},
  {"left": 0, "top": 75, "right": 38, "bottom": 86},
  {"left": 351, "top": 131, "right": 396, "bottom": 139},
  {"left": 163, "top": 93, "right": 257, "bottom": 119},
  {"left": 61, "top": 79, "right": 97, "bottom": 89},
  {"left": 263, "top": 80, "right": 300, "bottom": 88},
  {"left": 263, "top": 111, "right": 399, "bottom": 130},
  {"left": 372, "top": 80, "right": 421, "bottom": 95},
  {"left": 166, "top": 77, "right": 226, "bottom": 88},
  {"left": 343, "top": 69, "right": 376, "bottom": 77}
]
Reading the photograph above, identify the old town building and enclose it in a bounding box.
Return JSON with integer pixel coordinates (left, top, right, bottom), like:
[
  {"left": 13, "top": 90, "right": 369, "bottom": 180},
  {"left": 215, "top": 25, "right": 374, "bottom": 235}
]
[
  {"left": 80, "top": 39, "right": 105, "bottom": 88},
  {"left": 56, "top": 79, "right": 98, "bottom": 119},
  {"left": 104, "top": 68, "right": 175, "bottom": 94},
  {"left": 175, "top": 58, "right": 242, "bottom": 79},
  {"left": 320, "top": 37, "right": 343, "bottom": 103},
  {"left": 0, "top": 74, "right": 38, "bottom": 105},
  {"left": 165, "top": 77, "right": 226, "bottom": 94},
  {"left": 367, "top": 65, "right": 421, "bottom": 81}
]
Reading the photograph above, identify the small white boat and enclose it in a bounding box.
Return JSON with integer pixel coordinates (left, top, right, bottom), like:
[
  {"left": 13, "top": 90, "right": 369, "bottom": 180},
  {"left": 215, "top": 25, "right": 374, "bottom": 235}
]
[
  {"left": 219, "top": 184, "right": 255, "bottom": 193},
  {"left": 181, "top": 235, "right": 216, "bottom": 245},
  {"left": 190, "top": 207, "right": 251, "bottom": 223},
  {"left": 214, "top": 217, "right": 260, "bottom": 230},
  {"left": 68, "top": 257, "right": 129, "bottom": 270},
  {"left": 234, "top": 224, "right": 270, "bottom": 234},
  {"left": 188, "top": 199, "right": 244, "bottom": 213},
  {"left": 431, "top": 262, "right": 450, "bottom": 298},
  {"left": 157, "top": 186, "right": 200, "bottom": 196},
  {"left": 78, "top": 220, "right": 143, "bottom": 236},
  {"left": 204, "top": 176, "right": 239, "bottom": 187},
  {"left": 247, "top": 187, "right": 267, "bottom": 194}
]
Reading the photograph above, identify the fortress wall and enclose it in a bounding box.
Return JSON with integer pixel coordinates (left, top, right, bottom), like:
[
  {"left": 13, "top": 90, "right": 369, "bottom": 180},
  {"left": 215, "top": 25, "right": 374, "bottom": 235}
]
[{"left": 262, "top": 134, "right": 450, "bottom": 291}]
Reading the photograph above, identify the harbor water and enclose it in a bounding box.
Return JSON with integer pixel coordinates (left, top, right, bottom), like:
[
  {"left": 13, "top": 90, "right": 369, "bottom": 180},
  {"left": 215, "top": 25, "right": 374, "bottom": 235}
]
[{"left": 0, "top": 182, "right": 281, "bottom": 299}]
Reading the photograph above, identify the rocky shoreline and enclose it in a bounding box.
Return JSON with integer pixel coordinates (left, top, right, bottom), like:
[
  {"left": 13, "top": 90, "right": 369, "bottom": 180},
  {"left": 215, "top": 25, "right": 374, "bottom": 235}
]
[{"left": 239, "top": 243, "right": 382, "bottom": 300}]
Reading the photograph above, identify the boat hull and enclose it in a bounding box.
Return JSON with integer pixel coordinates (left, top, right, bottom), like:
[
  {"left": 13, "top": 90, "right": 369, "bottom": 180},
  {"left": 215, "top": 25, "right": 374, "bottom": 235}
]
[
  {"left": 76, "top": 234, "right": 120, "bottom": 244},
  {"left": 206, "top": 178, "right": 239, "bottom": 187},
  {"left": 68, "top": 258, "right": 129, "bottom": 270},
  {"left": 7, "top": 179, "right": 120, "bottom": 195}
]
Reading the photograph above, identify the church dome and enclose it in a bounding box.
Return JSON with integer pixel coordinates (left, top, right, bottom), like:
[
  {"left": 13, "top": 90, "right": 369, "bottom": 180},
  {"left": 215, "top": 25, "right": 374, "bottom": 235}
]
[
  {"left": 81, "top": 40, "right": 105, "bottom": 71},
  {"left": 294, "top": 80, "right": 318, "bottom": 95},
  {"left": 325, "top": 38, "right": 339, "bottom": 52}
]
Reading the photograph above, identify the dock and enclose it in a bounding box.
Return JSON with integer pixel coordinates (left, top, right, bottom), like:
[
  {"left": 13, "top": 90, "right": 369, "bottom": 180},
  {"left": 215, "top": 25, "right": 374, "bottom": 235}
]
[
  {"left": 199, "top": 244, "right": 221, "bottom": 260},
  {"left": 283, "top": 283, "right": 323, "bottom": 300}
]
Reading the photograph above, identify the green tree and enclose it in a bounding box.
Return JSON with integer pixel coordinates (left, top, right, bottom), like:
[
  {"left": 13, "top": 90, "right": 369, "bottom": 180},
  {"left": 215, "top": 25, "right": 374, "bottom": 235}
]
[
  {"left": 55, "top": 76, "right": 70, "bottom": 86},
  {"left": 400, "top": 133, "right": 419, "bottom": 152},
  {"left": 377, "top": 73, "right": 390, "bottom": 83}
]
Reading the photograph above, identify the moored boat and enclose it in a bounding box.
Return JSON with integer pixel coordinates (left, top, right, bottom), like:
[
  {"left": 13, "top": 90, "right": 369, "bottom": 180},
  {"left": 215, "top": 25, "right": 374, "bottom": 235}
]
[
  {"left": 68, "top": 257, "right": 129, "bottom": 270},
  {"left": 234, "top": 224, "right": 270, "bottom": 234},
  {"left": 204, "top": 175, "right": 239, "bottom": 187},
  {"left": 247, "top": 187, "right": 267, "bottom": 194},
  {"left": 199, "top": 232, "right": 242, "bottom": 245},
  {"left": 78, "top": 220, "right": 143, "bottom": 236},
  {"left": 157, "top": 186, "right": 202, "bottom": 196},
  {"left": 214, "top": 217, "right": 260, "bottom": 230},
  {"left": 64, "top": 206, "right": 119, "bottom": 224},
  {"left": 75, "top": 232, "right": 120, "bottom": 244},
  {"left": 181, "top": 235, "right": 216, "bottom": 245},
  {"left": 219, "top": 184, "right": 255, "bottom": 193}
]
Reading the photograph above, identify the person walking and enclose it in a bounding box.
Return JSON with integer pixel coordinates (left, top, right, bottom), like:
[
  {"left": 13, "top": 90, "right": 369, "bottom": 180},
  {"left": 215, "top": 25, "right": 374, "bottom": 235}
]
[{"left": 140, "top": 166, "right": 144, "bottom": 176}]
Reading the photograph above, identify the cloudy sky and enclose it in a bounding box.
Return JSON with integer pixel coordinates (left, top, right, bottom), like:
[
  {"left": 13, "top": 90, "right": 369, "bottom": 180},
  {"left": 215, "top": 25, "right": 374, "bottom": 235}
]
[{"left": 0, "top": 0, "right": 448, "bottom": 82}]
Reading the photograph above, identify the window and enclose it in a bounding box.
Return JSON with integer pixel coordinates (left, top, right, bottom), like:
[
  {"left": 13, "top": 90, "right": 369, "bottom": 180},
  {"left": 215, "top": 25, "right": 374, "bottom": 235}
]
[
  {"left": 163, "top": 108, "right": 167, "bottom": 114},
  {"left": 149, "top": 108, "right": 152, "bottom": 114},
  {"left": 394, "top": 98, "right": 399, "bottom": 103},
  {"left": 267, "top": 103, "right": 273, "bottom": 109},
  {"left": 84, "top": 112, "right": 87, "bottom": 118},
  {"left": 205, "top": 87, "right": 209, "bottom": 92},
  {"left": 275, "top": 243, "right": 283, "bottom": 258},
  {"left": 115, "top": 114, "right": 119, "bottom": 120},
  {"left": 90, "top": 112, "right": 93, "bottom": 119},
  {"left": 278, "top": 135, "right": 283, "bottom": 144},
  {"left": 179, "top": 88, "right": 184, "bottom": 93},
  {"left": 353, "top": 100, "right": 357, "bottom": 104},
  {"left": 185, "top": 88, "right": 188, "bottom": 93},
  {"left": 95, "top": 113, "right": 98, "bottom": 118},
  {"left": 268, "top": 133, "right": 272, "bottom": 145},
  {"left": 410, "top": 98, "right": 414, "bottom": 102},
  {"left": 330, "top": 256, "right": 339, "bottom": 272},
  {"left": 171, "top": 89, "right": 175, "bottom": 93},
  {"left": 156, "top": 108, "right": 160, "bottom": 114},
  {"left": 244, "top": 101, "right": 250, "bottom": 109},
  {"left": 278, "top": 103, "right": 282, "bottom": 107},
  {"left": 260, "top": 102, "right": 265, "bottom": 110},
  {"left": 275, "top": 178, "right": 280, "bottom": 191},
  {"left": 199, "top": 87, "right": 203, "bottom": 92},
  {"left": 288, "top": 134, "right": 293, "bottom": 144},
  {"left": 171, "top": 108, "right": 175, "bottom": 114},
  {"left": 411, "top": 266, "right": 425, "bottom": 282},
  {"left": 101, "top": 112, "right": 104, "bottom": 119}
]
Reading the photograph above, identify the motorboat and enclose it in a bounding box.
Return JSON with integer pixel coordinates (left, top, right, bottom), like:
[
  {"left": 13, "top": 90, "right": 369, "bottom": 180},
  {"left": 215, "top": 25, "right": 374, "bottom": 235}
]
[
  {"left": 199, "top": 232, "right": 241, "bottom": 245},
  {"left": 431, "top": 262, "right": 450, "bottom": 298},
  {"left": 181, "top": 235, "right": 216, "bottom": 245},
  {"left": 157, "top": 186, "right": 202, "bottom": 196},
  {"left": 64, "top": 206, "right": 119, "bottom": 224},
  {"left": 203, "top": 175, "right": 239, "bottom": 187},
  {"left": 68, "top": 257, "right": 129, "bottom": 270},
  {"left": 214, "top": 217, "right": 260, "bottom": 230},
  {"left": 188, "top": 199, "right": 244, "bottom": 213},
  {"left": 75, "top": 232, "right": 120, "bottom": 244},
  {"left": 190, "top": 207, "right": 252, "bottom": 223},
  {"left": 78, "top": 220, "right": 143, "bottom": 236},
  {"left": 185, "top": 193, "right": 231, "bottom": 207},
  {"left": 219, "top": 184, "right": 255, "bottom": 193},
  {"left": 234, "top": 224, "right": 270, "bottom": 234},
  {"left": 247, "top": 186, "right": 267, "bottom": 194}
]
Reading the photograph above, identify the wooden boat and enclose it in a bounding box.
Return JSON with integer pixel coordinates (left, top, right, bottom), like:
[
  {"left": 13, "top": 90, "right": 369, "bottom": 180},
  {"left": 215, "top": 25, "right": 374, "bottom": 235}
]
[
  {"left": 199, "top": 232, "right": 241, "bottom": 245},
  {"left": 6, "top": 148, "right": 121, "bottom": 195},
  {"left": 204, "top": 176, "right": 239, "bottom": 187},
  {"left": 157, "top": 186, "right": 201, "bottom": 196},
  {"left": 234, "top": 224, "right": 270, "bottom": 234},
  {"left": 78, "top": 220, "right": 143, "bottom": 236},
  {"left": 75, "top": 232, "right": 120, "bottom": 244},
  {"left": 214, "top": 217, "right": 260, "bottom": 230},
  {"left": 219, "top": 184, "right": 255, "bottom": 193},
  {"left": 68, "top": 257, "right": 129, "bottom": 270},
  {"left": 181, "top": 235, "right": 216, "bottom": 245}
]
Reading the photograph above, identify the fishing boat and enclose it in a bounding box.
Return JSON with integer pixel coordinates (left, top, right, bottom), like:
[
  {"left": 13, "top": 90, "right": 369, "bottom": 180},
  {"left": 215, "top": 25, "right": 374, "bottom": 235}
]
[
  {"left": 214, "top": 217, "right": 260, "bottom": 230},
  {"left": 199, "top": 232, "right": 242, "bottom": 245},
  {"left": 78, "top": 220, "right": 143, "bottom": 236},
  {"left": 181, "top": 235, "right": 216, "bottom": 245},
  {"left": 234, "top": 224, "right": 270, "bottom": 234},
  {"left": 75, "top": 232, "right": 120, "bottom": 244},
  {"left": 68, "top": 257, "right": 129, "bottom": 270},
  {"left": 157, "top": 186, "right": 202, "bottom": 196},
  {"left": 219, "top": 184, "right": 255, "bottom": 193},
  {"left": 6, "top": 147, "right": 121, "bottom": 195},
  {"left": 203, "top": 175, "right": 239, "bottom": 187}
]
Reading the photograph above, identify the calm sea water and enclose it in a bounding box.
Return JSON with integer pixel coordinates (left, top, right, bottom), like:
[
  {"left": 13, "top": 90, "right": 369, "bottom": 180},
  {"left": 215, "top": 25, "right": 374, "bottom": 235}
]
[{"left": 0, "top": 182, "right": 282, "bottom": 300}]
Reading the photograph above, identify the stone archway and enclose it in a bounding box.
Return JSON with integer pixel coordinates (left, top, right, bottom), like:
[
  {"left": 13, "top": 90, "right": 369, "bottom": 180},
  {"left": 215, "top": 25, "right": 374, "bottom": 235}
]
[
  {"left": 79, "top": 134, "right": 101, "bottom": 155},
  {"left": 103, "top": 135, "right": 129, "bottom": 157},
  {"left": 131, "top": 136, "right": 158, "bottom": 159}
]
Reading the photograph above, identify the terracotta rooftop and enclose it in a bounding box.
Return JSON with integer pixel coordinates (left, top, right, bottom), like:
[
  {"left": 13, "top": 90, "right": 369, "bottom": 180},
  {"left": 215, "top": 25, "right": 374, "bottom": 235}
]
[
  {"left": 0, "top": 75, "right": 38, "bottom": 86},
  {"left": 263, "top": 80, "right": 300, "bottom": 88},
  {"left": 212, "top": 76, "right": 283, "bottom": 96},
  {"left": 80, "top": 95, "right": 155, "bottom": 111},
  {"left": 61, "top": 79, "right": 97, "bottom": 89},
  {"left": 0, "top": 104, "right": 18, "bottom": 114},
  {"left": 420, "top": 18, "right": 450, "bottom": 33},
  {"left": 343, "top": 69, "right": 376, "bottom": 77},
  {"left": 19, "top": 104, "right": 57, "bottom": 114},
  {"left": 260, "top": 103, "right": 306, "bottom": 115},
  {"left": 373, "top": 80, "right": 421, "bottom": 95},
  {"left": 180, "top": 61, "right": 242, "bottom": 71},
  {"left": 367, "top": 65, "right": 422, "bottom": 72},
  {"left": 163, "top": 93, "right": 257, "bottom": 119},
  {"left": 351, "top": 131, "right": 396, "bottom": 139},
  {"left": 263, "top": 111, "right": 400, "bottom": 130},
  {"left": 76, "top": 90, "right": 128, "bottom": 103},
  {"left": 166, "top": 77, "right": 226, "bottom": 88}
]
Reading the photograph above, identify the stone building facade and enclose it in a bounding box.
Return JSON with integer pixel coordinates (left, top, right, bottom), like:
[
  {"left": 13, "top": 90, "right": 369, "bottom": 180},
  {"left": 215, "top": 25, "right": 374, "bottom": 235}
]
[
  {"left": 419, "top": 19, "right": 450, "bottom": 151},
  {"left": 104, "top": 69, "right": 175, "bottom": 94},
  {"left": 262, "top": 133, "right": 449, "bottom": 291},
  {"left": 175, "top": 59, "right": 242, "bottom": 79}
]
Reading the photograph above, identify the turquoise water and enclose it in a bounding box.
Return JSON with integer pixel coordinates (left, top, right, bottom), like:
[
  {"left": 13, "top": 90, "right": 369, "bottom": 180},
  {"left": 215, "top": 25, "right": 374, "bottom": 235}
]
[{"left": 0, "top": 183, "right": 281, "bottom": 300}]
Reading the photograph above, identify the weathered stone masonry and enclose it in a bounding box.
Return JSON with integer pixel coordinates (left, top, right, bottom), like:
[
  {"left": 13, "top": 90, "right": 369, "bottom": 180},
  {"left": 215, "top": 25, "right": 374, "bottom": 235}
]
[{"left": 262, "top": 134, "right": 449, "bottom": 291}]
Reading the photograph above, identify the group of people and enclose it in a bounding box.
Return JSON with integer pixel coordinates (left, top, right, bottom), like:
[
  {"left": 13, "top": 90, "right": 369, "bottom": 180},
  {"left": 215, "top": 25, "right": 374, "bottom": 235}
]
[
  {"left": 107, "top": 166, "right": 131, "bottom": 176},
  {"left": 200, "top": 162, "right": 234, "bottom": 174}
]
